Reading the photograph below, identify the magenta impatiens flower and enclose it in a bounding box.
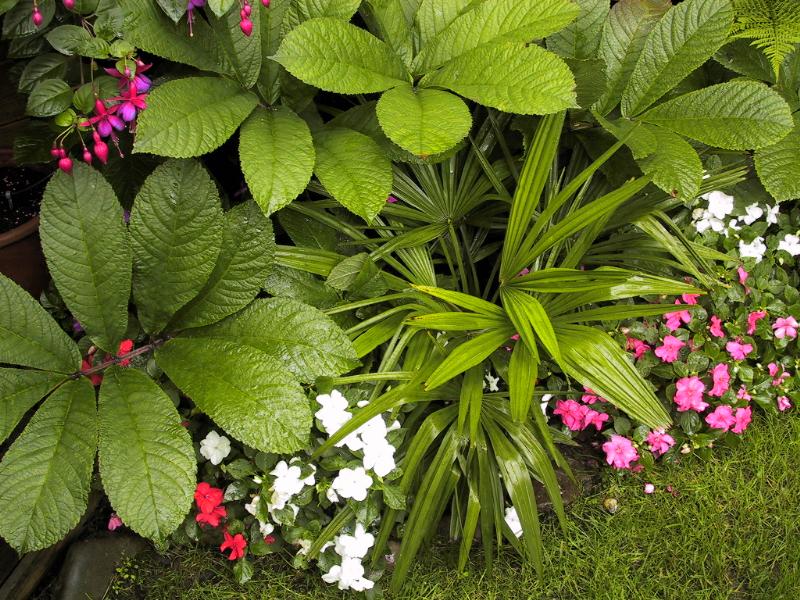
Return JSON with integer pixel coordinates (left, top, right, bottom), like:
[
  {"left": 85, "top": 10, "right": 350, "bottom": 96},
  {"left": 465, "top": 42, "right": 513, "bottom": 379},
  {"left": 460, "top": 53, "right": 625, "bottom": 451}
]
[
  {"left": 726, "top": 339, "right": 753, "bottom": 360},
  {"left": 584, "top": 410, "right": 610, "bottom": 431},
  {"left": 732, "top": 406, "right": 752, "bottom": 434},
  {"left": 768, "top": 362, "right": 791, "bottom": 387},
  {"left": 681, "top": 293, "right": 700, "bottom": 305},
  {"left": 581, "top": 386, "right": 605, "bottom": 404},
  {"left": 736, "top": 386, "right": 751, "bottom": 401},
  {"left": 674, "top": 376, "right": 708, "bottom": 412},
  {"left": 646, "top": 429, "right": 675, "bottom": 457},
  {"left": 553, "top": 399, "right": 587, "bottom": 431},
  {"left": 708, "top": 363, "right": 730, "bottom": 397},
  {"left": 664, "top": 299, "right": 692, "bottom": 331},
  {"left": 778, "top": 396, "right": 792, "bottom": 412},
  {"left": 705, "top": 405, "right": 736, "bottom": 431},
  {"left": 626, "top": 337, "right": 650, "bottom": 359},
  {"left": 746, "top": 310, "right": 767, "bottom": 334},
  {"left": 737, "top": 266, "right": 749, "bottom": 285},
  {"left": 773, "top": 316, "right": 798, "bottom": 340},
  {"left": 602, "top": 435, "right": 639, "bottom": 469},
  {"left": 655, "top": 335, "right": 685, "bottom": 363},
  {"left": 709, "top": 315, "right": 725, "bottom": 338}
]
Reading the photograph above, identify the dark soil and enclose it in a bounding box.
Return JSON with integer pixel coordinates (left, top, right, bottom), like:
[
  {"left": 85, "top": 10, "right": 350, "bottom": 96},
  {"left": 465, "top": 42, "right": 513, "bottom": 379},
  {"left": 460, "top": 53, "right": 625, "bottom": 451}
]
[{"left": 0, "top": 165, "right": 50, "bottom": 234}]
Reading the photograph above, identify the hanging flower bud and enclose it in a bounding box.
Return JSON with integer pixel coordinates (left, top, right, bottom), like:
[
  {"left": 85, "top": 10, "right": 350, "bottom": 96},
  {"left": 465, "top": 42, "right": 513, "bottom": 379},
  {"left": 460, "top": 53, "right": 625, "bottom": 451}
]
[
  {"left": 242, "top": 2, "right": 251, "bottom": 16},
  {"left": 262, "top": 0, "right": 270, "bottom": 6},
  {"left": 50, "top": 147, "right": 62, "bottom": 158},
  {"left": 93, "top": 140, "right": 109, "bottom": 165},
  {"left": 62, "top": 0, "right": 75, "bottom": 9},
  {"left": 82, "top": 148, "right": 92, "bottom": 164},
  {"left": 58, "top": 157, "right": 73, "bottom": 173},
  {"left": 240, "top": 18, "right": 253, "bottom": 36},
  {"left": 32, "top": 7, "right": 43, "bottom": 27}
]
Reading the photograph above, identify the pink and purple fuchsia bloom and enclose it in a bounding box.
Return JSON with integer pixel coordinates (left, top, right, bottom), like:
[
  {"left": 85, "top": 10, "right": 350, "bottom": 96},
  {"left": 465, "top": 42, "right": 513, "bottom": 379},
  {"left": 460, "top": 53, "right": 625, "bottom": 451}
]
[{"left": 104, "top": 60, "right": 152, "bottom": 94}]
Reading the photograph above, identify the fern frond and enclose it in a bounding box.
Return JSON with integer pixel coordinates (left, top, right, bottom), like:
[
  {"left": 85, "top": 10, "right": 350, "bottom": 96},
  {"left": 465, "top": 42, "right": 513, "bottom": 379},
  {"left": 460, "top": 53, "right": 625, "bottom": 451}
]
[{"left": 731, "top": 0, "right": 800, "bottom": 76}]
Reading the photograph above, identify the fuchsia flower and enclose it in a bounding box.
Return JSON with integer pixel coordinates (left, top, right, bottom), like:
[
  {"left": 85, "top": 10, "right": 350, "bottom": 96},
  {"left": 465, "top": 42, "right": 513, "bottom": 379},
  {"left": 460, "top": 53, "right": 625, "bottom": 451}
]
[
  {"left": 746, "top": 310, "right": 767, "bottom": 334},
  {"left": 773, "top": 316, "right": 798, "bottom": 340},
  {"left": 768, "top": 363, "right": 791, "bottom": 387},
  {"left": 726, "top": 339, "right": 753, "bottom": 360},
  {"left": 602, "top": 435, "right": 639, "bottom": 469},
  {"left": 104, "top": 60, "right": 152, "bottom": 93},
  {"left": 708, "top": 363, "right": 730, "bottom": 397},
  {"left": 674, "top": 376, "right": 708, "bottom": 412},
  {"left": 705, "top": 405, "right": 736, "bottom": 431},
  {"left": 386, "top": 195, "right": 398, "bottom": 204},
  {"left": 709, "top": 315, "right": 725, "bottom": 338},
  {"left": 732, "top": 406, "right": 752, "bottom": 434},
  {"left": 778, "top": 396, "right": 792, "bottom": 412},
  {"left": 664, "top": 299, "right": 692, "bottom": 331},
  {"left": 80, "top": 99, "right": 124, "bottom": 138},
  {"left": 113, "top": 82, "right": 148, "bottom": 122},
  {"left": 646, "top": 429, "right": 675, "bottom": 457},
  {"left": 626, "top": 337, "right": 650, "bottom": 359},
  {"left": 220, "top": 531, "right": 247, "bottom": 561},
  {"left": 654, "top": 335, "right": 685, "bottom": 363},
  {"left": 107, "top": 514, "right": 123, "bottom": 531}
]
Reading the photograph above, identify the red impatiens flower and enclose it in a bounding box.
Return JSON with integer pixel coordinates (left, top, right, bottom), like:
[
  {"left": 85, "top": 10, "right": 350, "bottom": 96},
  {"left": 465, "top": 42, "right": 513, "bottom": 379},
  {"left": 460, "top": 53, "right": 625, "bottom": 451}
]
[
  {"left": 117, "top": 338, "right": 134, "bottom": 366},
  {"left": 194, "top": 482, "right": 224, "bottom": 514},
  {"left": 196, "top": 505, "right": 227, "bottom": 528},
  {"left": 220, "top": 531, "right": 247, "bottom": 560},
  {"left": 80, "top": 358, "right": 103, "bottom": 386}
]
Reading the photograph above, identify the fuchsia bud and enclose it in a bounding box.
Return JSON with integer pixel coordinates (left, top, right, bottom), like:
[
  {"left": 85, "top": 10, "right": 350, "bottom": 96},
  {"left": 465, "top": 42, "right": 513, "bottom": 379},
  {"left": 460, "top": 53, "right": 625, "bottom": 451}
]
[
  {"left": 58, "top": 157, "right": 73, "bottom": 173},
  {"left": 32, "top": 8, "right": 43, "bottom": 27},
  {"left": 82, "top": 149, "right": 92, "bottom": 164},
  {"left": 94, "top": 140, "right": 109, "bottom": 164},
  {"left": 242, "top": 3, "right": 251, "bottom": 16},
  {"left": 92, "top": 130, "right": 102, "bottom": 144},
  {"left": 240, "top": 18, "right": 253, "bottom": 36},
  {"left": 62, "top": 0, "right": 75, "bottom": 9},
  {"left": 50, "top": 147, "right": 62, "bottom": 158},
  {"left": 262, "top": 0, "right": 270, "bottom": 6}
]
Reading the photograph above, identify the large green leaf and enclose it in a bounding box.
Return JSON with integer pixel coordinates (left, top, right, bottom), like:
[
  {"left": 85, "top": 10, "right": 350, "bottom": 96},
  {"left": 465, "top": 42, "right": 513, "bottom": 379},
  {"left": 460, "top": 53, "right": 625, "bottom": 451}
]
[
  {"left": 376, "top": 84, "right": 471, "bottom": 156},
  {"left": 133, "top": 77, "right": 258, "bottom": 157},
  {"left": 501, "top": 288, "right": 560, "bottom": 363},
  {"left": 157, "top": 338, "right": 312, "bottom": 453},
  {"left": 0, "top": 274, "right": 81, "bottom": 373},
  {"left": 18, "top": 54, "right": 68, "bottom": 93},
  {"left": 98, "top": 367, "right": 195, "bottom": 542},
  {"left": 239, "top": 106, "right": 314, "bottom": 215},
  {"left": 156, "top": 0, "right": 186, "bottom": 22},
  {"left": 256, "top": 0, "right": 291, "bottom": 103},
  {"left": 313, "top": 127, "right": 393, "bottom": 222},
  {"left": 755, "top": 117, "right": 800, "bottom": 201},
  {"left": 0, "top": 369, "right": 63, "bottom": 445},
  {"left": 414, "top": 0, "right": 472, "bottom": 48},
  {"left": 208, "top": 0, "right": 236, "bottom": 17},
  {"left": 556, "top": 324, "right": 671, "bottom": 429},
  {"left": 425, "top": 326, "right": 516, "bottom": 390},
  {"left": 594, "top": 0, "right": 671, "bottom": 114},
  {"left": 637, "top": 124, "right": 703, "bottom": 200},
  {"left": 169, "top": 201, "right": 275, "bottom": 330},
  {"left": 546, "top": 0, "right": 608, "bottom": 60},
  {"left": 186, "top": 297, "right": 359, "bottom": 382},
  {"left": 413, "top": 0, "right": 580, "bottom": 73},
  {"left": 621, "top": 0, "right": 734, "bottom": 117},
  {"left": 273, "top": 17, "right": 409, "bottom": 94},
  {"left": 282, "top": 0, "right": 362, "bottom": 33},
  {"left": 26, "top": 79, "right": 72, "bottom": 117},
  {"left": 421, "top": 43, "right": 576, "bottom": 115},
  {"left": 211, "top": 0, "right": 262, "bottom": 89},
  {"left": 40, "top": 164, "right": 131, "bottom": 352},
  {"left": 129, "top": 160, "right": 223, "bottom": 333},
  {"left": 0, "top": 378, "right": 96, "bottom": 553},
  {"left": 639, "top": 80, "right": 793, "bottom": 150}
]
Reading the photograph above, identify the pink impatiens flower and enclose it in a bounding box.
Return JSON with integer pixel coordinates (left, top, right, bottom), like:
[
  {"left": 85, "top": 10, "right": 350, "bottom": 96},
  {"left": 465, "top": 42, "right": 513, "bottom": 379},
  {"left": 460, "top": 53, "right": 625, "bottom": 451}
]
[
  {"left": 553, "top": 400, "right": 587, "bottom": 431},
  {"left": 726, "top": 339, "right": 753, "bottom": 360},
  {"left": 708, "top": 363, "right": 730, "bottom": 397},
  {"left": 626, "top": 337, "right": 650, "bottom": 359},
  {"left": 737, "top": 386, "right": 751, "bottom": 401},
  {"left": 773, "top": 316, "right": 798, "bottom": 340},
  {"left": 107, "top": 513, "right": 123, "bottom": 531},
  {"left": 674, "top": 376, "right": 708, "bottom": 412},
  {"left": 655, "top": 335, "right": 685, "bottom": 363},
  {"left": 732, "top": 406, "right": 752, "bottom": 434},
  {"left": 768, "top": 363, "right": 791, "bottom": 387},
  {"left": 709, "top": 315, "right": 725, "bottom": 338},
  {"left": 664, "top": 299, "right": 692, "bottom": 331},
  {"left": 778, "top": 396, "right": 792, "bottom": 412},
  {"left": 646, "top": 429, "right": 675, "bottom": 457},
  {"left": 705, "top": 405, "right": 736, "bottom": 431},
  {"left": 602, "top": 435, "right": 639, "bottom": 470},
  {"left": 746, "top": 310, "right": 767, "bottom": 335},
  {"left": 682, "top": 293, "right": 700, "bottom": 305},
  {"left": 581, "top": 386, "right": 606, "bottom": 404},
  {"left": 584, "top": 410, "right": 610, "bottom": 431},
  {"left": 737, "top": 266, "right": 749, "bottom": 286}
]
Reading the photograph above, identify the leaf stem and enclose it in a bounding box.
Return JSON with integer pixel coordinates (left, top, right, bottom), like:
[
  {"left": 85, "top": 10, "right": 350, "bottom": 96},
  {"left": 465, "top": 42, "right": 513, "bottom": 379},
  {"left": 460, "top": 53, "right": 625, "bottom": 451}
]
[{"left": 74, "top": 337, "right": 170, "bottom": 379}]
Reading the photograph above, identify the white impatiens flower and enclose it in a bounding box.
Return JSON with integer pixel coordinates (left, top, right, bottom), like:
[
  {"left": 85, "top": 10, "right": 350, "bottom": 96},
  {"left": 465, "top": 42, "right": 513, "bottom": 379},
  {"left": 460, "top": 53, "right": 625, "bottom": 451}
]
[
  {"left": 326, "top": 487, "right": 339, "bottom": 503},
  {"left": 331, "top": 467, "right": 373, "bottom": 502},
  {"left": 322, "top": 557, "right": 375, "bottom": 591},
  {"left": 259, "top": 520, "right": 274, "bottom": 537},
  {"left": 693, "top": 211, "right": 725, "bottom": 234},
  {"left": 703, "top": 190, "right": 734, "bottom": 219},
  {"left": 765, "top": 204, "right": 780, "bottom": 225},
  {"left": 362, "top": 438, "right": 396, "bottom": 477},
  {"left": 778, "top": 234, "right": 800, "bottom": 256},
  {"left": 741, "top": 203, "right": 764, "bottom": 225},
  {"left": 334, "top": 524, "right": 375, "bottom": 560},
  {"left": 739, "top": 237, "right": 767, "bottom": 262},
  {"left": 727, "top": 219, "right": 742, "bottom": 233},
  {"left": 244, "top": 495, "right": 260, "bottom": 516},
  {"left": 484, "top": 372, "right": 500, "bottom": 392},
  {"left": 199, "top": 430, "right": 231, "bottom": 465},
  {"left": 540, "top": 393, "right": 553, "bottom": 416},
  {"left": 504, "top": 507, "right": 523, "bottom": 538},
  {"left": 269, "top": 460, "right": 315, "bottom": 512},
  {"left": 315, "top": 390, "right": 352, "bottom": 435},
  {"left": 358, "top": 415, "right": 389, "bottom": 446}
]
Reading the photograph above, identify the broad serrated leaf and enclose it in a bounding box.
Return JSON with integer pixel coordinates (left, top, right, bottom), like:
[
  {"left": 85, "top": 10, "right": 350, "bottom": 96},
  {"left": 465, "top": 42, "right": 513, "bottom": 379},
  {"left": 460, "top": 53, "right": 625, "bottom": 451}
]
[
  {"left": 40, "top": 164, "right": 131, "bottom": 352},
  {"left": 755, "top": 116, "right": 800, "bottom": 201},
  {"left": 98, "top": 367, "right": 195, "bottom": 542},
  {"left": 313, "top": 127, "right": 393, "bottom": 222},
  {"left": 17, "top": 54, "right": 67, "bottom": 94},
  {"left": 134, "top": 77, "right": 258, "bottom": 157},
  {"left": 123, "top": 0, "right": 231, "bottom": 74},
  {"left": 211, "top": 0, "right": 262, "bottom": 89},
  {"left": 130, "top": 160, "right": 223, "bottom": 333},
  {"left": 0, "top": 369, "right": 63, "bottom": 445},
  {"left": 186, "top": 297, "right": 359, "bottom": 382},
  {"left": 0, "top": 378, "right": 96, "bottom": 553},
  {"left": 26, "top": 79, "right": 72, "bottom": 117},
  {"left": 169, "top": 201, "right": 275, "bottom": 330},
  {"left": 594, "top": 0, "right": 671, "bottom": 114},
  {"left": 367, "top": 0, "right": 418, "bottom": 65},
  {"left": 273, "top": 17, "right": 409, "bottom": 94},
  {"left": 414, "top": 0, "right": 473, "bottom": 48},
  {"left": 257, "top": 0, "right": 291, "bottom": 102},
  {"left": 0, "top": 274, "right": 81, "bottom": 373},
  {"left": 208, "top": 0, "right": 236, "bottom": 17},
  {"left": 546, "top": 0, "right": 608, "bottom": 60},
  {"left": 325, "top": 252, "right": 387, "bottom": 298},
  {"left": 639, "top": 80, "right": 794, "bottom": 150},
  {"left": 421, "top": 43, "right": 576, "bottom": 115},
  {"left": 714, "top": 38, "right": 776, "bottom": 82},
  {"left": 240, "top": 106, "right": 314, "bottom": 215},
  {"left": 157, "top": 338, "right": 312, "bottom": 454},
  {"left": 413, "top": 0, "right": 579, "bottom": 73},
  {"left": 638, "top": 125, "right": 702, "bottom": 200},
  {"left": 277, "top": 209, "right": 338, "bottom": 251},
  {"left": 264, "top": 266, "right": 340, "bottom": 308},
  {"left": 156, "top": 0, "right": 186, "bottom": 22},
  {"left": 621, "top": 0, "right": 734, "bottom": 117},
  {"left": 46, "top": 25, "right": 92, "bottom": 56},
  {"left": 565, "top": 57, "right": 608, "bottom": 109},
  {"left": 282, "top": 0, "right": 362, "bottom": 34},
  {"left": 376, "top": 84, "right": 471, "bottom": 156}
]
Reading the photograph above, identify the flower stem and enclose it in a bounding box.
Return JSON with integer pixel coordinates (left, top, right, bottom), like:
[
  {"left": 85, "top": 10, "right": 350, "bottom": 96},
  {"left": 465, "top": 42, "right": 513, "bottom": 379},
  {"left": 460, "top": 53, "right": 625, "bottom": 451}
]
[{"left": 74, "top": 337, "right": 169, "bottom": 378}]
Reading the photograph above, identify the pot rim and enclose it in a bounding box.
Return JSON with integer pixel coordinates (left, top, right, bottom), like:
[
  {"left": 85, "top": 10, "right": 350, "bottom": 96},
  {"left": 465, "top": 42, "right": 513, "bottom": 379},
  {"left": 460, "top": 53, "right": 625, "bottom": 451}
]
[{"left": 0, "top": 215, "right": 39, "bottom": 248}]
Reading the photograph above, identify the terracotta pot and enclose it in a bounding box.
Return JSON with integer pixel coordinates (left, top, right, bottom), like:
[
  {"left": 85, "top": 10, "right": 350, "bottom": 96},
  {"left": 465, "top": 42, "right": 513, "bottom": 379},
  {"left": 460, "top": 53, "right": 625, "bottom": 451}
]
[{"left": 0, "top": 214, "right": 48, "bottom": 297}]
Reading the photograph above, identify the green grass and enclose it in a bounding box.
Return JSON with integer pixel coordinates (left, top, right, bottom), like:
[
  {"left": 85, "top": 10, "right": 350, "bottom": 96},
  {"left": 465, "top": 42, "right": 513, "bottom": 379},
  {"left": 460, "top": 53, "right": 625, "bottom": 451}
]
[{"left": 111, "top": 415, "right": 800, "bottom": 599}]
